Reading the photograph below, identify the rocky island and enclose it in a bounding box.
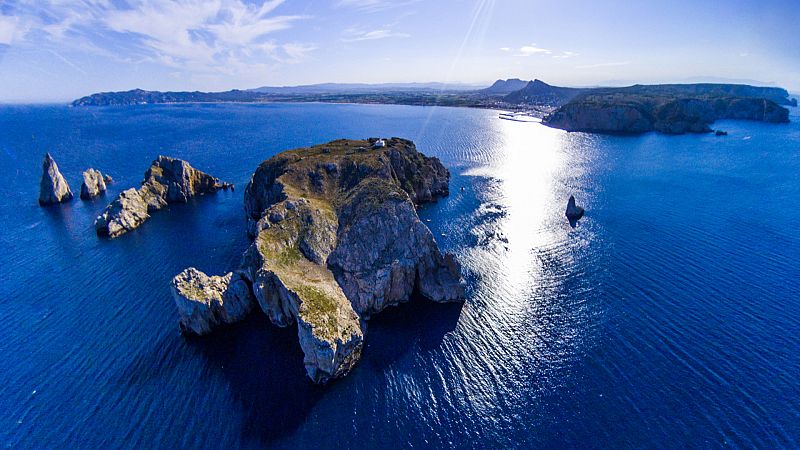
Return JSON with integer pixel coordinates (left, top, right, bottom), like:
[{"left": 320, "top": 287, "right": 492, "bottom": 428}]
[
  {"left": 95, "top": 156, "right": 229, "bottom": 238},
  {"left": 80, "top": 168, "right": 107, "bottom": 200},
  {"left": 543, "top": 84, "right": 792, "bottom": 135},
  {"left": 171, "top": 138, "right": 465, "bottom": 383},
  {"left": 39, "top": 153, "right": 73, "bottom": 205}
]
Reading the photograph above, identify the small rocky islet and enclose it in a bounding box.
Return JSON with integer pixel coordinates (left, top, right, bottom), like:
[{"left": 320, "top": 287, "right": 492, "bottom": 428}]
[
  {"left": 39, "top": 153, "right": 73, "bottom": 205},
  {"left": 94, "top": 156, "right": 232, "bottom": 238},
  {"left": 80, "top": 168, "right": 108, "bottom": 200},
  {"left": 172, "top": 138, "right": 465, "bottom": 383}
]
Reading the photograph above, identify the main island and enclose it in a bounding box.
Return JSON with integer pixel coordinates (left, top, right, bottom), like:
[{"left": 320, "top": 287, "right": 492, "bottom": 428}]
[{"left": 171, "top": 138, "right": 465, "bottom": 383}]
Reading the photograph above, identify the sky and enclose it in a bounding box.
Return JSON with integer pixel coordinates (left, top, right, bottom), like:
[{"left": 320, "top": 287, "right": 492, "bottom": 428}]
[{"left": 0, "top": 0, "right": 798, "bottom": 102}]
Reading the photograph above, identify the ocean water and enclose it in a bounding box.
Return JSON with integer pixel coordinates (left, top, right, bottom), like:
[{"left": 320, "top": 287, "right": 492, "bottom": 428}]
[{"left": 1, "top": 102, "right": 799, "bottom": 449}]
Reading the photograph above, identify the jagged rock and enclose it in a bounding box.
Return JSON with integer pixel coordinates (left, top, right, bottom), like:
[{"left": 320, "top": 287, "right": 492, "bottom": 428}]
[
  {"left": 565, "top": 195, "right": 585, "bottom": 226},
  {"left": 178, "top": 138, "right": 464, "bottom": 384},
  {"left": 80, "top": 168, "right": 107, "bottom": 200},
  {"left": 103, "top": 174, "right": 114, "bottom": 184},
  {"left": 94, "top": 188, "right": 150, "bottom": 238},
  {"left": 171, "top": 268, "right": 255, "bottom": 335},
  {"left": 38, "top": 153, "right": 73, "bottom": 205},
  {"left": 95, "top": 156, "right": 228, "bottom": 238}
]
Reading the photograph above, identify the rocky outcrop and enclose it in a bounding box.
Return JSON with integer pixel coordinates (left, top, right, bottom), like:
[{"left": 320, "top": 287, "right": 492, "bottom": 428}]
[
  {"left": 94, "top": 188, "right": 150, "bottom": 238},
  {"left": 80, "top": 168, "right": 107, "bottom": 200},
  {"left": 38, "top": 153, "right": 73, "bottom": 205},
  {"left": 95, "top": 156, "right": 228, "bottom": 238},
  {"left": 565, "top": 195, "right": 585, "bottom": 226},
  {"left": 171, "top": 268, "right": 256, "bottom": 335},
  {"left": 543, "top": 88, "right": 790, "bottom": 135},
  {"left": 175, "top": 138, "right": 464, "bottom": 384}
]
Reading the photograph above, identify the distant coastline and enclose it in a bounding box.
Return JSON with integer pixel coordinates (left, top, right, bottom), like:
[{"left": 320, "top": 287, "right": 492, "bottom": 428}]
[{"left": 71, "top": 80, "right": 797, "bottom": 135}]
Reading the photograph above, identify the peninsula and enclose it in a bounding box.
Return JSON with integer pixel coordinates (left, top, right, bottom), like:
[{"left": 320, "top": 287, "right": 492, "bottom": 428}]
[
  {"left": 171, "top": 138, "right": 465, "bottom": 383},
  {"left": 542, "top": 84, "right": 792, "bottom": 134}
]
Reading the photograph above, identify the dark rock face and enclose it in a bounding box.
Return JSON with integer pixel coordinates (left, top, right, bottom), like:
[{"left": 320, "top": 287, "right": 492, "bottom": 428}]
[
  {"left": 565, "top": 195, "right": 585, "bottom": 227},
  {"left": 80, "top": 168, "right": 107, "bottom": 200},
  {"left": 38, "top": 153, "right": 73, "bottom": 205},
  {"left": 176, "top": 138, "right": 464, "bottom": 384},
  {"left": 95, "top": 156, "right": 227, "bottom": 238},
  {"left": 544, "top": 88, "right": 791, "bottom": 135}
]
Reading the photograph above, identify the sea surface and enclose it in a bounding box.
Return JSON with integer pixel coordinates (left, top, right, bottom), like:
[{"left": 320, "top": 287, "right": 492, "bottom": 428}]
[{"left": 1, "top": 102, "right": 799, "bottom": 449}]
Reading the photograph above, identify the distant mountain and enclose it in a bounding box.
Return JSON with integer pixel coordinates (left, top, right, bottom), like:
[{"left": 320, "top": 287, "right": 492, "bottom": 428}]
[
  {"left": 480, "top": 79, "right": 530, "bottom": 95},
  {"left": 249, "top": 82, "right": 481, "bottom": 94},
  {"left": 503, "top": 80, "right": 585, "bottom": 107}
]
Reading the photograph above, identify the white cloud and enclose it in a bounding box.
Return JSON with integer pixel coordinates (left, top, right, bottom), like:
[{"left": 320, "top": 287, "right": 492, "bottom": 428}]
[
  {"left": 0, "top": 15, "right": 21, "bottom": 45},
  {"left": 499, "top": 47, "right": 511, "bottom": 52},
  {"left": 341, "top": 28, "right": 410, "bottom": 42},
  {"left": 516, "top": 43, "right": 551, "bottom": 57},
  {"left": 1, "top": 0, "right": 312, "bottom": 76}
]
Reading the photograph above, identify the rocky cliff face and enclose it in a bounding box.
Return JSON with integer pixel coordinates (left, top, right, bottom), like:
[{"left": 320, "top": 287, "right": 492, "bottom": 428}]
[
  {"left": 173, "top": 138, "right": 465, "bottom": 383},
  {"left": 95, "top": 156, "right": 227, "bottom": 238},
  {"left": 543, "top": 89, "right": 791, "bottom": 135},
  {"left": 39, "top": 153, "right": 73, "bottom": 205},
  {"left": 80, "top": 168, "right": 107, "bottom": 200},
  {"left": 171, "top": 268, "right": 255, "bottom": 335}
]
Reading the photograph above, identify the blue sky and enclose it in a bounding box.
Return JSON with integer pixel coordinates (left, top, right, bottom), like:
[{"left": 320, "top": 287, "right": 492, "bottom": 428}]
[{"left": 0, "top": 0, "right": 798, "bottom": 102}]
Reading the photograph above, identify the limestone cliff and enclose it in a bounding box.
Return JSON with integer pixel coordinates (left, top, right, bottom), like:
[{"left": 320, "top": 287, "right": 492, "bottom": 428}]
[
  {"left": 39, "top": 153, "right": 73, "bottom": 205},
  {"left": 95, "top": 156, "right": 227, "bottom": 238},
  {"left": 173, "top": 138, "right": 465, "bottom": 383}
]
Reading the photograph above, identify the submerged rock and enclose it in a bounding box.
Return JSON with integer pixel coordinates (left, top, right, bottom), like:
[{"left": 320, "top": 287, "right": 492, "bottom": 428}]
[
  {"left": 103, "top": 174, "right": 114, "bottom": 184},
  {"left": 80, "top": 168, "right": 107, "bottom": 200},
  {"left": 176, "top": 138, "right": 465, "bottom": 383},
  {"left": 715, "top": 130, "right": 728, "bottom": 136},
  {"left": 38, "top": 153, "right": 73, "bottom": 205},
  {"left": 171, "top": 268, "right": 255, "bottom": 335},
  {"left": 95, "top": 156, "right": 228, "bottom": 238},
  {"left": 565, "top": 195, "right": 585, "bottom": 226}
]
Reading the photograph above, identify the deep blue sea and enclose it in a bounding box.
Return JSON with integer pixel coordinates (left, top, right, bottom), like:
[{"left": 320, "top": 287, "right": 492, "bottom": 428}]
[{"left": 1, "top": 102, "right": 799, "bottom": 449}]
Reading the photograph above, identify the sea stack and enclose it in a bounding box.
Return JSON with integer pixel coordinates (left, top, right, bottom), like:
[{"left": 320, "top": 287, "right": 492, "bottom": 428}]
[
  {"left": 172, "top": 138, "right": 465, "bottom": 384},
  {"left": 38, "top": 153, "right": 73, "bottom": 205},
  {"left": 565, "top": 195, "right": 585, "bottom": 226},
  {"left": 80, "top": 168, "right": 108, "bottom": 200},
  {"left": 95, "top": 156, "right": 228, "bottom": 238}
]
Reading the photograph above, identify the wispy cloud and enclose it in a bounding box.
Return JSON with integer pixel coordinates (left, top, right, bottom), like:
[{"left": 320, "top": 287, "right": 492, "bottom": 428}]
[
  {"left": 337, "top": 0, "right": 420, "bottom": 13},
  {"left": 341, "top": 28, "right": 410, "bottom": 42},
  {"left": 575, "top": 61, "right": 631, "bottom": 69},
  {"left": 553, "top": 51, "right": 579, "bottom": 59},
  {"left": 1, "top": 0, "right": 313, "bottom": 76}
]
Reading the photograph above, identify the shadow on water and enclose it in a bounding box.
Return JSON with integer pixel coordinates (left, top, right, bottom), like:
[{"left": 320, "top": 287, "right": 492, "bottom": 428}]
[
  {"left": 181, "top": 295, "right": 461, "bottom": 446},
  {"left": 190, "top": 313, "right": 327, "bottom": 444},
  {"left": 362, "top": 295, "right": 464, "bottom": 371}
]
